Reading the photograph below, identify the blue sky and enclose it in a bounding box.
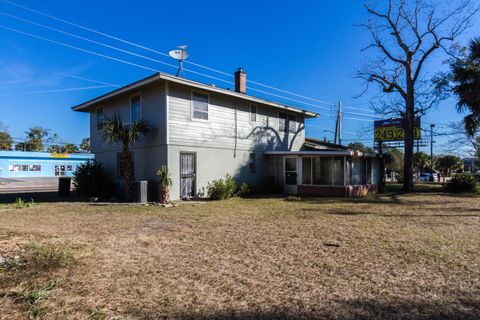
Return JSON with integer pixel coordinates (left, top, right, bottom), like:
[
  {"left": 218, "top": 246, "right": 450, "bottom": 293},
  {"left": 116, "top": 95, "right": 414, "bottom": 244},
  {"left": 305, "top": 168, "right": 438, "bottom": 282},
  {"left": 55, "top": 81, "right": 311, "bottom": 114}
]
[{"left": 0, "top": 0, "right": 478, "bottom": 153}]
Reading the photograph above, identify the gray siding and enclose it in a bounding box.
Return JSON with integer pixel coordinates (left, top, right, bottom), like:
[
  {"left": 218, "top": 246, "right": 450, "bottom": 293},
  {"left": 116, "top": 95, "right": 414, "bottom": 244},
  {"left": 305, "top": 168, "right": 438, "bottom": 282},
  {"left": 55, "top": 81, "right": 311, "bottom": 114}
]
[
  {"left": 89, "top": 81, "right": 167, "bottom": 154},
  {"left": 167, "top": 145, "right": 265, "bottom": 200},
  {"left": 167, "top": 83, "right": 305, "bottom": 152}
]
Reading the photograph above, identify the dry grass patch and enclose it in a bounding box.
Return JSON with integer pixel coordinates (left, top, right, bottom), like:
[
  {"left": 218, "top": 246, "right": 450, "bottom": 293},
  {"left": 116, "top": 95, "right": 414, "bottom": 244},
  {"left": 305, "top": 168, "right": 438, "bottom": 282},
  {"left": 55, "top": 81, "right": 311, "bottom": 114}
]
[{"left": 0, "top": 191, "right": 479, "bottom": 319}]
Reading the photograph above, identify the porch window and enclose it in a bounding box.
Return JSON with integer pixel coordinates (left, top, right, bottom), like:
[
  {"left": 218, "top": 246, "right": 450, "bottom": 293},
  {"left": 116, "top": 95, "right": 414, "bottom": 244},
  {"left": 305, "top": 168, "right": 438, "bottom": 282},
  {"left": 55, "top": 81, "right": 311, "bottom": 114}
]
[
  {"left": 302, "top": 157, "right": 312, "bottom": 184},
  {"left": 366, "top": 158, "right": 372, "bottom": 184},
  {"left": 350, "top": 158, "right": 365, "bottom": 185},
  {"left": 313, "top": 157, "right": 332, "bottom": 185},
  {"left": 332, "top": 157, "right": 345, "bottom": 186},
  {"left": 372, "top": 158, "right": 381, "bottom": 184}
]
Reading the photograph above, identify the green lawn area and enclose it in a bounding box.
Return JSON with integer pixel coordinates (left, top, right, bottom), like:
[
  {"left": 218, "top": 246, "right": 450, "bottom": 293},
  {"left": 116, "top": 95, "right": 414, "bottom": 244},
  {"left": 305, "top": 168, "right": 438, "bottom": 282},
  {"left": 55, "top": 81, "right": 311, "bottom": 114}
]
[{"left": 1, "top": 190, "right": 479, "bottom": 319}]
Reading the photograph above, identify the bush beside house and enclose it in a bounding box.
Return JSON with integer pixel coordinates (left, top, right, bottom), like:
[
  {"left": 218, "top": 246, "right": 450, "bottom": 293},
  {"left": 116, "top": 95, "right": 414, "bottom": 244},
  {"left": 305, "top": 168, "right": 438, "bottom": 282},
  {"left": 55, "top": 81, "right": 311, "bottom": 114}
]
[
  {"left": 445, "top": 174, "right": 479, "bottom": 193},
  {"left": 73, "top": 160, "right": 115, "bottom": 199}
]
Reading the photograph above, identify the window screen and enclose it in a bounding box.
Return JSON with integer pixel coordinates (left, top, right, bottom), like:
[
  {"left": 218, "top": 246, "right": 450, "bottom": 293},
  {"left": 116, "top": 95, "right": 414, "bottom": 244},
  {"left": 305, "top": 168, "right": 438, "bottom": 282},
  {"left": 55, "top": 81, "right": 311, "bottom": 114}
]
[
  {"left": 302, "top": 157, "right": 312, "bottom": 184},
  {"left": 279, "top": 113, "right": 287, "bottom": 133},
  {"left": 192, "top": 92, "right": 209, "bottom": 120},
  {"left": 131, "top": 95, "right": 141, "bottom": 122},
  {"left": 250, "top": 105, "right": 257, "bottom": 123},
  {"left": 288, "top": 115, "right": 296, "bottom": 132},
  {"left": 96, "top": 108, "right": 104, "bottom": 130}
]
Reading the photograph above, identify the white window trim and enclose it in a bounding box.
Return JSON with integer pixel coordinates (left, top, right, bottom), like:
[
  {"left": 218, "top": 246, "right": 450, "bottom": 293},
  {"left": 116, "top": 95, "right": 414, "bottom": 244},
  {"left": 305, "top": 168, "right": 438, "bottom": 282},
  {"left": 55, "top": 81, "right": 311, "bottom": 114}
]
[
  {"left": 190, "top": 90, "right": 210, "bottom": 122},
  {"left": 250, "top": 104, "right": 257, "bottom": 124},
  {"left": 130, "top": 93, "right": 142, "bottom": 123}
]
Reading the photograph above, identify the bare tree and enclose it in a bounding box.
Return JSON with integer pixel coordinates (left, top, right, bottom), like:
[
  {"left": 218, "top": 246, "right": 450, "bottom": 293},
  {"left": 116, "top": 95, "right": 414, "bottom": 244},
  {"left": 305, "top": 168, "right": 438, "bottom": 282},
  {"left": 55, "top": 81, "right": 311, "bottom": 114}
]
[{"left": 357, "top": 0, "right": 478, "bottom": 191}]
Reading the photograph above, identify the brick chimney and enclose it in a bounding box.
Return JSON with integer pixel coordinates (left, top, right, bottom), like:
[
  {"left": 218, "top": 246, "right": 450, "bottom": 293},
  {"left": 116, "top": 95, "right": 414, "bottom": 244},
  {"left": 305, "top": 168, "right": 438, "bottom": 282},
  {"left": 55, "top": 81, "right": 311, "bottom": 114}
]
[{"left": 234, "top": 67, "right": 246, "bottom": 94}]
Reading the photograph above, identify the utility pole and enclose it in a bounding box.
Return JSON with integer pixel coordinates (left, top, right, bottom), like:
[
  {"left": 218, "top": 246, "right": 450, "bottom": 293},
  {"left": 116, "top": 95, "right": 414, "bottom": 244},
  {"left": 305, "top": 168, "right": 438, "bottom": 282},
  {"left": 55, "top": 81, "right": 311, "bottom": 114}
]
[
  {"left": 334, "top": 100, "right": 342, "bottom": 145},
  {"left": 430, "top": 124, "right": 435, "bottom": 173}
]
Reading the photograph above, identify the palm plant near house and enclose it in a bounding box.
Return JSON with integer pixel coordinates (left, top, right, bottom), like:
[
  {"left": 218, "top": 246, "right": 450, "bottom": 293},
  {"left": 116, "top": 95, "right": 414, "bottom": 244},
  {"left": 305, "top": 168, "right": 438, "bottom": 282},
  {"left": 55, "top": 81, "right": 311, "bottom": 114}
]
[
  {"left": 103, "top": 115, "right": 149, "bottom": 201},
  {"left": 156, "top": 166, "right": 173, "bottom": 204}
]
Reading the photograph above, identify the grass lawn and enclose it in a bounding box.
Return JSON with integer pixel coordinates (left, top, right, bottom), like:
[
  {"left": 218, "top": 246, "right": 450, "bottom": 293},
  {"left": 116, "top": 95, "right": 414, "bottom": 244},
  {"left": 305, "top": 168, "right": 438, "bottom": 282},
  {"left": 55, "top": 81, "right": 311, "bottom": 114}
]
[{"left": 1, "top": 188, "right": 479, "bottom": 319}]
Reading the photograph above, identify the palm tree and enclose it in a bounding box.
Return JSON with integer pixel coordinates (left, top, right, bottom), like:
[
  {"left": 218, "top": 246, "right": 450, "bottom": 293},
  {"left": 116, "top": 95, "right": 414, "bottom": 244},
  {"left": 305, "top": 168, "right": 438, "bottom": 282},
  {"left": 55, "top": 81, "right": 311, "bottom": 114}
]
[
  {"left": 156, "top": 166, "right": 173, "bottom": 204},
  {"left": 437, "top": 155, "right": 463, "bottom": 183},
  {"left": 451, "top": 38, "right": 480, "bottom": 137},
  {"left": 103, "top": 115, "right": 149, "bottom": 200}
]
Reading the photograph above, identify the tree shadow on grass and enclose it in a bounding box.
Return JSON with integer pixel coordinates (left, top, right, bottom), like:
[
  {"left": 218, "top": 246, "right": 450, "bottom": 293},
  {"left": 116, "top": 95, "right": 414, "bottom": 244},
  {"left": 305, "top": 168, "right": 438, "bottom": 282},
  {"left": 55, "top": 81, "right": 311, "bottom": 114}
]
[
  {"left": 305, "top": 208, "right": 480, "bottom": 218},
  {"left": 124, "top": 295, "right": 480, "bottom": 320}
]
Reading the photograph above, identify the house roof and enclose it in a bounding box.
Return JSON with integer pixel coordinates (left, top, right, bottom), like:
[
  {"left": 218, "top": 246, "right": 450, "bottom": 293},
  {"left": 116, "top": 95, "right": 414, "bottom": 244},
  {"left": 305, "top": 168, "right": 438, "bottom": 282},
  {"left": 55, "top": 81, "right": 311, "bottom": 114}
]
[
  {"left": 71, "top": 72, "right": 319, "bottom": 118},
  {"left": 303, "top": 137, "right": 348, "bottom": 151},
  {"left": 264, "top": 150, "right": 379, "bottom": 158}
]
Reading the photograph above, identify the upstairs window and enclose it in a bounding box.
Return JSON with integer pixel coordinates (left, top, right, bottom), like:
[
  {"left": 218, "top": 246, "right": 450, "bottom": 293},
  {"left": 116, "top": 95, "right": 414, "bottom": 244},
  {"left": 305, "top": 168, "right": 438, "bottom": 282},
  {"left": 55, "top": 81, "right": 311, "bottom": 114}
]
[
  {"left": 192, "top": 92, "right": 209, "bottom": 121},
  {"left": 279, "top": 112, "right": 287, "bottom": 133},
  {"left": 131, "top": 95, "right": 141, "bottom": 123},
  {"left": 250, "top": 104, "right": 257, "bottom": 123},
  {"left": 96, "top": 107, "right": 104, "bottom": 130},
  {"left": 288, "top": 114, "right": 296, "bottom": 132}
]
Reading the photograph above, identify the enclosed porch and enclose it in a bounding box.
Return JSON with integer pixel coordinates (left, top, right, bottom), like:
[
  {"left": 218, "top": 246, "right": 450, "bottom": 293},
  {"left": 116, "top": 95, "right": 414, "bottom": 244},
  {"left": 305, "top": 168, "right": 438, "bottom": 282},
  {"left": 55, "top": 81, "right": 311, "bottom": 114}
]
[{"left": 265, "top": 151, "right": 382, "bottom": 197}]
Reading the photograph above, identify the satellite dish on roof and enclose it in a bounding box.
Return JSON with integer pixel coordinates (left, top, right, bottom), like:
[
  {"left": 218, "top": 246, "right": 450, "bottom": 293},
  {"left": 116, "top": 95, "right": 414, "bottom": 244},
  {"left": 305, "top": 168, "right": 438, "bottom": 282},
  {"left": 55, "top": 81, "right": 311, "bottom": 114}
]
[{"left": 169, "top": 45, "right": 189, "bottom": 77}]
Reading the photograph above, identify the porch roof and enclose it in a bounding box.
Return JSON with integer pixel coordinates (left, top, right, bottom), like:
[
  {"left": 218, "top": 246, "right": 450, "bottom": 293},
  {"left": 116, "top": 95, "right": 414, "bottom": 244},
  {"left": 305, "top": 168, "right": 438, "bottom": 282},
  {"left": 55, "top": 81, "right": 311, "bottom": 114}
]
[{"left": 264, "top": 151, "right": 379, "bottom": 158}]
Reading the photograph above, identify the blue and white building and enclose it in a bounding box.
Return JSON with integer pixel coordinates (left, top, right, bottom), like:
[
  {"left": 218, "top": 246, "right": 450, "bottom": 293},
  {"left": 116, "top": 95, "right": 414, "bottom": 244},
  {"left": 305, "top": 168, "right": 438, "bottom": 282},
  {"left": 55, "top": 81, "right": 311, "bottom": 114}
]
[{"left": 0, "top": 151, "right": 94, "bottom": 178}]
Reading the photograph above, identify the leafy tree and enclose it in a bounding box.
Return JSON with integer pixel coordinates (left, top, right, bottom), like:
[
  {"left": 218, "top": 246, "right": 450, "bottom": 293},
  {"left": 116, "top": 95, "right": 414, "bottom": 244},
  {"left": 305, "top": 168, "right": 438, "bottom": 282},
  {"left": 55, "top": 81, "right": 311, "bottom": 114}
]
[
  {"left": 357, "top": 0, "right": 478, "bottom": 192},
  {"left": 347, "top": 142, "right": 374, "bottom": 153},
  {"left": 0, "top": 131, "right": 13, "bottom": 150},
  {"left": 450, "top": 38, "right": 480, "bottom": 137},
  {"left": 80, "top": 137, "right": 91, "bottom": 152},
  {"left": 437, "top": 155, "right": 463, "bottom": 181},
  {"left": 15, "top": 142, "right": 26, "bottom": 151},
  {"left": 103, "top": 115, "right": 149, "bottom": 201},
  {"left": 62, "top": 144, "right": 79, "bottom": 154},
  {"left": 384, "top": 147, "right": 404, "bottom": 180},
  {"left": 413, "top": 151, "right": 430, "bottom": 172},
  {"left": 22, "top": 127, "right": 56, "bottom": 152},
  {"left": 47, "top": 144, "right": 79, "bottom": 154}
]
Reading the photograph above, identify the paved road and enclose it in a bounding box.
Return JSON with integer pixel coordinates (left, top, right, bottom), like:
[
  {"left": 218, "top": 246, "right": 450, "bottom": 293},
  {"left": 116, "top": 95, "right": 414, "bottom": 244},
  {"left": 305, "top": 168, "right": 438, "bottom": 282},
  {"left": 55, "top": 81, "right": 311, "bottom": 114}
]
[{"left": 0, "top": 177, "right": 66, "bottom": 194}]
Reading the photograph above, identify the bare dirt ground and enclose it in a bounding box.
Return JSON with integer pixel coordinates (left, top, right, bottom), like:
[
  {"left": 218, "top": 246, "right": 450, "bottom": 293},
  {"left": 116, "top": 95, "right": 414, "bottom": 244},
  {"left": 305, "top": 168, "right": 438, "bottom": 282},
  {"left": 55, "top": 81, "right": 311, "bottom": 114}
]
[{"left": 0, "top": 189, "right": 479, "bottom": 319}]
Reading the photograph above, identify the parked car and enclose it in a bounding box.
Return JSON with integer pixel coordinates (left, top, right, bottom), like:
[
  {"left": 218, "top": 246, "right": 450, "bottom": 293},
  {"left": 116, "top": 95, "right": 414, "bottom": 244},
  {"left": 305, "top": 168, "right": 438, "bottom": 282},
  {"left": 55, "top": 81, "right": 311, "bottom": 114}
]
[{"left": 419, "top": 173, "right": 438, "bottom": 182}]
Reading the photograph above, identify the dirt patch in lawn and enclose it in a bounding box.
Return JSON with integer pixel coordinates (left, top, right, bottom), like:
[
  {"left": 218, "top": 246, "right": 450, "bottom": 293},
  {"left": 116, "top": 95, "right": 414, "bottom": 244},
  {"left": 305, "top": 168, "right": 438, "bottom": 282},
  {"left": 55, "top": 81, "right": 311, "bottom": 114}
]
[{"left": 0, "top": 192, "right": 479, "bottom": 319}]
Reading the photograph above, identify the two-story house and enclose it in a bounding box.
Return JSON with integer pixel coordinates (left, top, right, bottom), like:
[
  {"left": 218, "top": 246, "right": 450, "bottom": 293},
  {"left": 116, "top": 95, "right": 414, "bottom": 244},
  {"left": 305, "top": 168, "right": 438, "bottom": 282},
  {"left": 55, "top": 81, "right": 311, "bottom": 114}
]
[{"left": 73, "top": 68, "right": 381, "bottom": 200}]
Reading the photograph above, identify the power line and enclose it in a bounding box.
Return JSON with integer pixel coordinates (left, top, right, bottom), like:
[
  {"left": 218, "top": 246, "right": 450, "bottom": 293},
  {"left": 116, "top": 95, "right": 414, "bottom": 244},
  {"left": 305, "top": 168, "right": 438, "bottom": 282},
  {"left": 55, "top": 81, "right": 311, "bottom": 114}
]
[
  {"left": 0, "top": 24, "right": 336, "bottom": 114},
  {"left": 0, "top": 85, "right": 111, "bottom": 96},
  {"left": 0, "top": 0, "right": 344, "bottom": 108},
  {"left": 0, "top": 6, "right": 382, "bottom": 120}
]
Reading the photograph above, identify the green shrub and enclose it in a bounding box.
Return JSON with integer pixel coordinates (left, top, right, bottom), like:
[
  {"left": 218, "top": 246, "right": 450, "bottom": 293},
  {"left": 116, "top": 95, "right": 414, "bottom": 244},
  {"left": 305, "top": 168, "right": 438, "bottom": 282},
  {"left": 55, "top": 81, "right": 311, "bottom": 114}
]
[
  {"left": 74, "top": 160, "right": 115, "bottom": 198},
  {"left": 11, "top": 198, "right": 35, "bottom": 209},
  {"left": 238, "top": 183, "right": 251, "bottom": 198},
  {"left": 207, "top": 174, "right": 237, "bottom": 200},
  {"left": 445, "top": 174, "right": 479, "bottom": 193}
]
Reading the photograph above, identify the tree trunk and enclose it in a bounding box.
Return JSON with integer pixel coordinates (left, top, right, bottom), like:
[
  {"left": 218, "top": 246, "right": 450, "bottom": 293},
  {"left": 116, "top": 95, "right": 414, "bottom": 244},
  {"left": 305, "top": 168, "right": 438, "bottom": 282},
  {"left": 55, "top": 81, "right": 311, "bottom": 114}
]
[
  {"left": 160, "top": 186, "right": 169, "bottom": 204},
  {"left": 403, "top": 71, "right": 415, "bottom": 192},
  {"left": 121, "top": 146, "right": 133, "bottom": 201}
]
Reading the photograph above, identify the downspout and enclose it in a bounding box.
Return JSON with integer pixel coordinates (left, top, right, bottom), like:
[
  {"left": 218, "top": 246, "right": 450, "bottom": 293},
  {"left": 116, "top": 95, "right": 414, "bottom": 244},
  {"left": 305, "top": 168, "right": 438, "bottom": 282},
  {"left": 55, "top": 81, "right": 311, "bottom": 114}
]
[{"left": 234, "top": 101, "right": 238, "bottom": 158}]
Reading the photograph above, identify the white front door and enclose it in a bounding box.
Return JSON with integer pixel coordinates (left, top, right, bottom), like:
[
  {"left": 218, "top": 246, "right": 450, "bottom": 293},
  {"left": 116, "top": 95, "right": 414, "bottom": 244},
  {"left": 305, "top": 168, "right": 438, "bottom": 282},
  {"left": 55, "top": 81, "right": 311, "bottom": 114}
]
[{"left": 284, "top": 157, "right": 298, "bottom": 194}]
